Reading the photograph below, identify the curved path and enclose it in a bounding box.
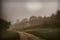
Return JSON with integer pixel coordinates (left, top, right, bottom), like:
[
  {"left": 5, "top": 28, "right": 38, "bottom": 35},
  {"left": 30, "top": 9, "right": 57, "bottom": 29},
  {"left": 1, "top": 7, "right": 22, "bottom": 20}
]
[{"left": 16, "top": 31, "right": 45, "bottom": 40}]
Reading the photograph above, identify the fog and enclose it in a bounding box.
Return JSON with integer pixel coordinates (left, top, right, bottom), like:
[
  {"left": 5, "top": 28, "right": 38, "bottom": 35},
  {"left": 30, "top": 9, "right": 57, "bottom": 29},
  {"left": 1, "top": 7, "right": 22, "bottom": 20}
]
[{"left": 2, "top": 0, "right": 59, "bottom": 24}]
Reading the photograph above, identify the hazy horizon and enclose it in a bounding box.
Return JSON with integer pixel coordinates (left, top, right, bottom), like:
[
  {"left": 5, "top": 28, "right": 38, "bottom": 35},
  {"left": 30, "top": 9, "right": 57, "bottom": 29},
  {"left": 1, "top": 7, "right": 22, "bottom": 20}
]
[{"left": 2, "top": 0, "right": 59, "bottom": 24}]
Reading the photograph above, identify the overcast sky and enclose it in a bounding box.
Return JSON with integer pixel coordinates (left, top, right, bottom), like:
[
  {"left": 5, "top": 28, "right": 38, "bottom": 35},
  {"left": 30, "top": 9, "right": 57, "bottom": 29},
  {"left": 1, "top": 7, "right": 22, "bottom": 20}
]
[{"left": 2, "top": 0, "right": 59, "bottom": 24}]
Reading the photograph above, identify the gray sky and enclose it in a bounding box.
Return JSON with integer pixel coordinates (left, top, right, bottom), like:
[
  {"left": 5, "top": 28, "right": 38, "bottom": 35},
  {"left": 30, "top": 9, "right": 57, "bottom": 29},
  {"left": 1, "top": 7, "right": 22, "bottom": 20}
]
[{"left": 2, "top": 0, "right": 59, "bottom": 24}]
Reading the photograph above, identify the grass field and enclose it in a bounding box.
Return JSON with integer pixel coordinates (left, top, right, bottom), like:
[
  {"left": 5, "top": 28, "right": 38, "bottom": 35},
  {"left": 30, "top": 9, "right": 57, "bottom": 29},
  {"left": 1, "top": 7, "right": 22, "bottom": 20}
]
[{"left": 21, "top": 28, "right": 59, "bottom": 40}]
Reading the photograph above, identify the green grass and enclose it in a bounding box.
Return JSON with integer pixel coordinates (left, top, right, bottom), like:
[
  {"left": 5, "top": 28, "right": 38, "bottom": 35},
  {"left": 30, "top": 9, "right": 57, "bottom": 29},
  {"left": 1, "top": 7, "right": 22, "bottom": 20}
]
[
  {"left": 1, "top": 31, "right": 20, "bottom": 40},
  {"left": 22, "top": 28, "right": 59, "bottom": 40}
]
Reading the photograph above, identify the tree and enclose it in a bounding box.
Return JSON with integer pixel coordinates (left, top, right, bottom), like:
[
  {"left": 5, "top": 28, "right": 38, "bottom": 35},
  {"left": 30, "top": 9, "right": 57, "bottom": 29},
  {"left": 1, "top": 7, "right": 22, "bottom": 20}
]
[
  {"left": 0, "top": 18, "right": 11, "bottom": 31},
  {"left": 29, "top": 16, "right": 38, "bottom": 26},
  {"left": 56, "top": 10, "right": 60, "bottom": 21},
  {"left": 55, "top": 10, "right": 60, "bottom": 28},
  {"left": 29, "top": 16, "right": 37, "bottom": 21},
  {"left": 38, "top": 16, "right": 44, "bottom": 25},
  {"left": 19, "top": 18, "right": 29, "bottom": 28},
  {"left": 21, "top": 18, "right": 28, "bottom": 23}
]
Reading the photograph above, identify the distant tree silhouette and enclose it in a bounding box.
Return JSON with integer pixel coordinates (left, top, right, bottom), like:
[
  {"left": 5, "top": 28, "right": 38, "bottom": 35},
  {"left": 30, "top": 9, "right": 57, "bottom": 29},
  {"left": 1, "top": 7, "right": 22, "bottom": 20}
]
[
  {"left": 56, "top": 10, "right": 60, "bottom": 21},
  {"left": 42, "top": 10, "right": 60, "bottom": 28},
  {"left": 38, "top": 16, "right": 44, "bottom": 25},
  {"left": 55, "top": 10, "right": 60, "bottom": 28},
  {"left": 10, "top": 10, "right": 60, "bottom": 30},
  {"left": 21, "top": 18, "right": 28, "bottom": 23},
  {"left": 29, "top": 16, "right": 38, "bottom": 26}
]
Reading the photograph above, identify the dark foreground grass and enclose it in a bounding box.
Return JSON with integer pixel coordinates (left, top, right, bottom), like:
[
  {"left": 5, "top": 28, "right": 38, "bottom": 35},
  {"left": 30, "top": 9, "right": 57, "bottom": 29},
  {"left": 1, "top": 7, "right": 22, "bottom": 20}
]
[{"left": 1, "top": 31, "right": 20, "bottom": 40}]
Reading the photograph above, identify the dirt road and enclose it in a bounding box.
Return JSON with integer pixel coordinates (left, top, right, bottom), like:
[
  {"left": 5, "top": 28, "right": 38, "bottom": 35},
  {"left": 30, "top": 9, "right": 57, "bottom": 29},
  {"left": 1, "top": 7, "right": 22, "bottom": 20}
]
[{"left": 16, "top": 31, "right": 45, "bottom": 40}]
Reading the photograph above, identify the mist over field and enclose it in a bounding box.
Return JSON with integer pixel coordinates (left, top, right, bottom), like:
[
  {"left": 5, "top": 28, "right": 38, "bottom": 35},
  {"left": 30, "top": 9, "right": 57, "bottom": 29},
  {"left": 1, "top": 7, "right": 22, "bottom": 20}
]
[
  {"left": 2, "top": 0, "right": 59, "bottom": 24},
  {"left": 1, "top": 0, "right": 60, "bottom": 40}
]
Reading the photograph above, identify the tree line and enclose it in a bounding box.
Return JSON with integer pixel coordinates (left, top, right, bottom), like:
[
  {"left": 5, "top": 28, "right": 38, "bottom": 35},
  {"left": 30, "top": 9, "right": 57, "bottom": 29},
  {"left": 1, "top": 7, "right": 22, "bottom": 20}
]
[{"left": 9, "top": 10, "right": 60, "bottom": 31}]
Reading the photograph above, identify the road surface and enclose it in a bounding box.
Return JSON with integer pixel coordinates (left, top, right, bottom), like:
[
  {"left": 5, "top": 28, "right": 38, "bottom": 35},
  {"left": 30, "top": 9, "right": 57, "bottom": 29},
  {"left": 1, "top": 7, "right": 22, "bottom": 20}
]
[{"left": 16, "top": 31, "right": 45, "bottom": 40}]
